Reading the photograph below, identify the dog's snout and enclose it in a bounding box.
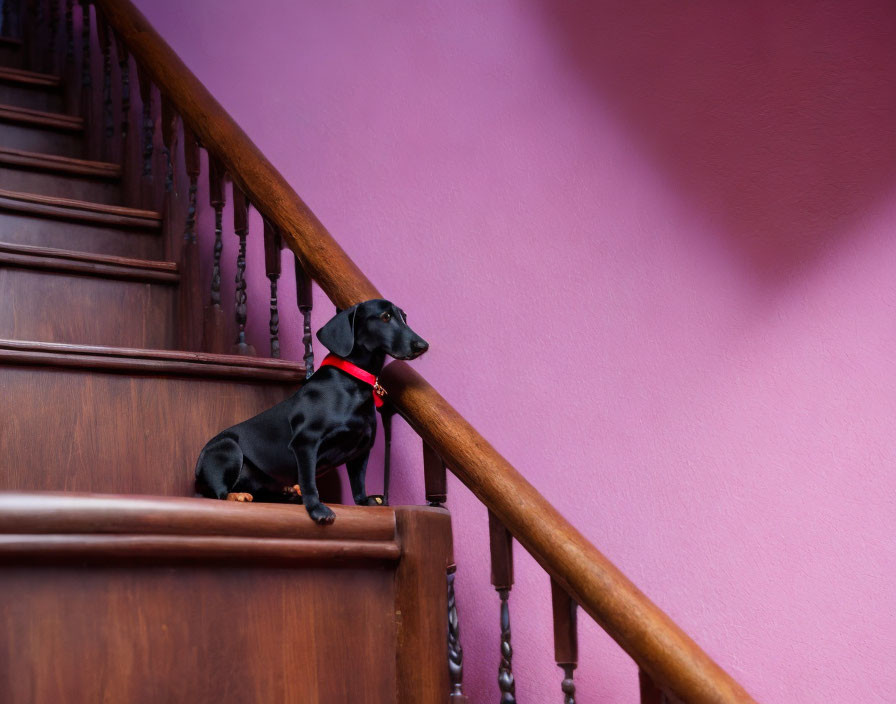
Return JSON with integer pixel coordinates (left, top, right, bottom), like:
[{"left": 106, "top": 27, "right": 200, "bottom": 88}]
[{"left": 412, "top": 339, "right": 429, "bottom": 354}]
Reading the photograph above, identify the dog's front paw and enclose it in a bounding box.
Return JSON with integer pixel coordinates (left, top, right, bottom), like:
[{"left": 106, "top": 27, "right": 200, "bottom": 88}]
[
  {"left": 307, "top": 503, "right": 336, "bottom": 525},
  {"left": 225, "top": 492, "right": 254, "bottom": 502}
]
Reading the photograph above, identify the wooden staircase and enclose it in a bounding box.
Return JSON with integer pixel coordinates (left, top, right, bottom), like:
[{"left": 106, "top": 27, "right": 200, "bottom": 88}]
[
  {"left": 0, "top": 5, "right": 452, "bottom": 703},
  {"left": 0, "top": 1, "right": 760, "bottom": 703}
]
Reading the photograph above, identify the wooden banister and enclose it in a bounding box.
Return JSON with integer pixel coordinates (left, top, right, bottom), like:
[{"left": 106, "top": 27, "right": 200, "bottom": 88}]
[
  {"left": 380, "top": 361, "right": 756, "bottom": 704},
  {"left": 91, "top": 2, "right": 758, "bottom": 701}
]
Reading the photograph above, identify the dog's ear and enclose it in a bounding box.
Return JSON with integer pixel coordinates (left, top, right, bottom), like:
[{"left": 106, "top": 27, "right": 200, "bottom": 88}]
[{"left": 317, "top": 304, "right": 359, "bottom": 356}]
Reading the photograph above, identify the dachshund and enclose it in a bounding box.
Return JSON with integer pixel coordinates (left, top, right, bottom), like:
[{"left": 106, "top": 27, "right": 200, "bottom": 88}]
[{"left": 194, "top": 299, "right": 428, "bottom": 524}]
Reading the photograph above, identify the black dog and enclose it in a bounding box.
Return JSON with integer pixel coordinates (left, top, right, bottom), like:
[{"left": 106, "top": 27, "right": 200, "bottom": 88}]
[{"left": 194, "top": 299, "right": 428, "bottom": 524}]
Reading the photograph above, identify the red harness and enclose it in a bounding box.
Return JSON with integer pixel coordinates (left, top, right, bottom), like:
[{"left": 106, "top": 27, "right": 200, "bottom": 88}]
[{"left": 319, "top": 354, "right": 386, "bottom": 408}]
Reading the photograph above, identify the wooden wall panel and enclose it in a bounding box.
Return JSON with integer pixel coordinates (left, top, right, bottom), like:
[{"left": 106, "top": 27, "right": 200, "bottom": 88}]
[{"left": 0, "top": 565, "right": 396, "bottom": 704}]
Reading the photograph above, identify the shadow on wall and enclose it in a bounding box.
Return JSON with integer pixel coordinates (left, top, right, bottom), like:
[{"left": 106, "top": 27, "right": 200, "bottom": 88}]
[{"left": 538, "top": 0, "right": 896, "bottom": 280}]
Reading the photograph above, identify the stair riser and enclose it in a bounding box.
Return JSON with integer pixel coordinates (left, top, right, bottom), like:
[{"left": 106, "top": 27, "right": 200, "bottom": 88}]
[
  {"left": 0, "top": 168, "right": 121, "bottom": 204},
  {"left": 0, "top": 366, "right": 299, "bottom": 495},
  {"left": 0, "top": 122, "right": 82, "bottom": 157},
  {"left": 0, "top": 83, "right": 62, "bottom": 112},
  {"left": 0, "top": 47, "right": 24, "bottom": 69},
  {"left": 0, "top": 267, "right": 176, "bottom": 348},
  {"left": 0, "top": 211, "right": 162, "bottom": 258}
]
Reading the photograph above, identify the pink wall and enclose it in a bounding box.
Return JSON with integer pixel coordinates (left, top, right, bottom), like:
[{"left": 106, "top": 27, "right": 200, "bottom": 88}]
[{"left": 133, "top": 1, "right": 896, "bottom": 700}]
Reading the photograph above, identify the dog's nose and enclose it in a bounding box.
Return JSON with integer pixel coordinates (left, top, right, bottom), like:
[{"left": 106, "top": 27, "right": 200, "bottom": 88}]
[{"left": 412, "top": 339, "right": 429, "bottom": 354}]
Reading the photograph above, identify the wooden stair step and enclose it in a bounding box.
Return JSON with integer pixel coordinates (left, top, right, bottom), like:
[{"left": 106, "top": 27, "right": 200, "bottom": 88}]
[
  {"left": 0, "top": 104, "right": 85, "bottom": 157},
  {"left": 0, "top": 339, "right": 305, "bottom": 496},
  {"left": 0, "top": 245, "right": 178, "bottom": 348},
  {"left": 0, "top": 493, "right": 398, "bottom": 562},
  {"left": 0, "top": 147, "right": 122, "bottom": 203},
  {"left": 0, "top": 66, "right": 62, "bottom": 89},
  {"left": 0, "top": 188, "right": 160, "bottom": 229},
  {"left": 0, "top": 147, "right": 120, "bottom": 178},
  {"left": 0, "top": 241, "right": 177, "bottom": 283},
  {"left": 0, "top": 492, "right": 446, "bottom": 704},
  {"left": 0, "top": 103, "right": 82, "bottom": 131},
  {"left": 0, "top": 339, "right": 304, "bottom": 381},
  {"left": 0, "top": 67, "right": 63, "bottom": 111}
]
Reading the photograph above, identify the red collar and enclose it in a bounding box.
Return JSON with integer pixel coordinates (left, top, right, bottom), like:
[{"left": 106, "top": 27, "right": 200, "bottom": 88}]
[{"left": 319, "top": 354, "right": 386, "bottom": 408}]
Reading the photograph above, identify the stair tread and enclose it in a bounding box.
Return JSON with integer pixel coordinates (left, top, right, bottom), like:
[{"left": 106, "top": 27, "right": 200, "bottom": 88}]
[
  {"left": 0, "top": 338, "right": 307, "bottom": 381},
  {"left": 0, "top": 241, "right": 178, "bottom": 282},
  {"left": 0, "top": 102, "right": 83, "bottom": 130},
  {"left": 0, "top": 65, "right": 61, "bottom": 88},
  {"left": 0, "top": 492, "right": 396, "bottom": 540},
  {"left": 0, "top": 146, "right": 120, "bottom": 178},
  {"left": 0, "top": 37, "right": 23, "bottom": 48},
  {"left": 0, "top": 187, "right": 161, "bottom": 228}
]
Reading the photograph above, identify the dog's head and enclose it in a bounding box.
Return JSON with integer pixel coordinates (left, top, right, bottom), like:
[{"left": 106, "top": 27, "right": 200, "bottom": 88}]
[{"left": 317, "top": 299, "right": 429, "bottom": 361}]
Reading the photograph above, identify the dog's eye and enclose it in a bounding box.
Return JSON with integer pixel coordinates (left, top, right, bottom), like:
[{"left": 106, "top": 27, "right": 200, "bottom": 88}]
[{"left": 380, "top": 312, "right": 392, "bottom": 323}]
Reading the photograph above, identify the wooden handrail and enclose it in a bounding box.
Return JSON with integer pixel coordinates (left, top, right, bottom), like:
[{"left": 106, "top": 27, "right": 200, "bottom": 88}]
[{"left": 93, "top": 2, "right": 757, "bottom": 701}]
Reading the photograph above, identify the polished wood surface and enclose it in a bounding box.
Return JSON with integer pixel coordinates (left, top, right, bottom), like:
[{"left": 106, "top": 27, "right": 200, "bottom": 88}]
[
  {"left": 0, "top": 495, "right": 449, "bottom": 704},
  {"left": 0, "top": 186, "right": 159, "bottom": 227},
  {"left": 0, "top": 241, "right": 177, "bottom": 281},
  {"left": 0, "top": 339, "right": 306, "bottom": 380},
  {"left": 380, "top": 361, "right": 758, "bottom": 704},
  {"left": 0, "top": 357, "right": 302, "bottom": 495},
  {"left": 0, "top": 263, "right": 176, "bottom": 347}
]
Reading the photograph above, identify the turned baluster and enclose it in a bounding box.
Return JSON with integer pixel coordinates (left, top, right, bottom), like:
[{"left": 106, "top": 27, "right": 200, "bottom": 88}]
[
  {"left": 114, "top": 33, "right": 128, "bottom": 140},
  {"left": 551, "top": 578, "right": 579, "bottom": 704},
  {"left": 447, "top": 563, "right": 468, "bottom": 702},
  {"left": 160, "top": 96, "right": 176, "bottom": 194},
  {"left": 79, "top": 0, "right": 90, "bottom": 127},
  {"left": 231, "top": 186, "right": 255, "bottom": 355},
  {"left": 262, "top": 219, "right": 282, "bottom": 358},
  {"left": 48, "top": 0, "right": 58, "bottom": 61},
  {"left": 201, "top": 156, "right": 227, "bottom": 352},
  {"left": 489, "top": 510, "right": 516, "bottom": 703},
  {"left": 294, "top": 254, "right": 314, "bottom": 376},
  {"left": 96, "top": 11, "right": 113, "bottom": 143},
  {"left": 136, "top": 63, "right": 153, "bottom": 181},
  {"left": 176, "top": 123, "right": 203, "bottom": 351},
  {"left": 64, "top": 0, "right": 72, "bottom": 62},
  {"left": 1, "top": 1, "right": 10, "bottom": 38},
  {"left": 423, "top": 440, "right": 447, "bottom": 507}
]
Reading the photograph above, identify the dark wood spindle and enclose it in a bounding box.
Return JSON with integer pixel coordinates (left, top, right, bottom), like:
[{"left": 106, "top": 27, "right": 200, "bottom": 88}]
[
  {"left": 201, "top": 156, "right": 227, "bottom": 352},
  {"left": 136, "top": 64, "right": 153, "bottom": 180},
  {"left": 96, "top": 11, "right": 113, "bottom": 142},
  {"left": 262, "top": 219, "right": 281, "bottom": 358},
  {"left": 231, "top": 186, "right": 255, "bottom": 356},
  {"left": 177, "top": 123, "right": 203, "bottom": 351},
  {"left": 114, "top": 33, "right": 128, "bottom": 140},
  {"left": 49, "top": 0, "right": 58, "bottom": 60},
  {"left": 446, "top": 563, "right": 468, "bottom": 702},
  {"left": 1, "top": 1, "right": 10, "bottom": 38},
  {"left": 294, "top": 254, "right": 314, "bottom": 376},
  {"left": 160, "top": 95, "right": 176, "bottom": 193},
  {"left": 488, "top": 510, "right": 516, "bottom": 703},
  {"left": 65, "top": 0, "right": 73, "bottom": 62},
  {"left": 423, "top": 440, "right": 447, "bottom": 507},
  {"left": 79, "top": 1, "right": 90, "bottom": 110},
  {"left": 551, "top": 577, "right": 579, "bottom": 704}
]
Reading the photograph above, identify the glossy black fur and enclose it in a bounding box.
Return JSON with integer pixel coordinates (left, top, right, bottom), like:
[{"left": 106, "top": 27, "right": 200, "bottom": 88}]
[{"left": 195, "top": 299, "right": 429, "bottom": 524}]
